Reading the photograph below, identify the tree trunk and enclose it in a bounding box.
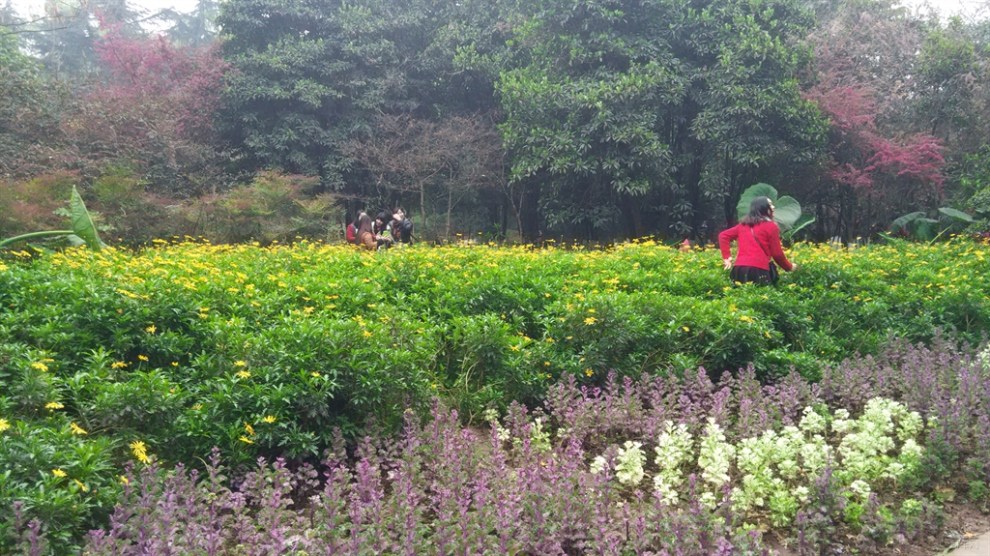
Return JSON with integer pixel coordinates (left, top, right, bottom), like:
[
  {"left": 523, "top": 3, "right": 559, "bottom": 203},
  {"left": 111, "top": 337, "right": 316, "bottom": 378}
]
[{"left": 520, "top": 178, "right": 542, "bottom": 243}]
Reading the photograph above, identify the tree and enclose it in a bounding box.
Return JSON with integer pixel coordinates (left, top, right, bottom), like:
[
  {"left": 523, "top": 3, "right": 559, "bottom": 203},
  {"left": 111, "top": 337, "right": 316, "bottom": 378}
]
[
  {"left": 61, "top": 24, "right": 229, "bottom": 195},
  {"left": 0, "top": 28, "right": 64, "bottom": 177},
  {"left": 159, "top": 0, "right": 221, "bottom": 47},
  {"left": 342, "top": 113, "right": 504, "bottom": 238},
  {"left": 495, "top": 0, "right": 825, "bottom": 240},
  {"left": 24, "top": 0, "right": 145, "bottom": 80},
  {"left": 801, "top": 0, "right": 948, "bottom": 240},
  {"left": 218, "top": 0, "right": 449, "bottom": 185}
]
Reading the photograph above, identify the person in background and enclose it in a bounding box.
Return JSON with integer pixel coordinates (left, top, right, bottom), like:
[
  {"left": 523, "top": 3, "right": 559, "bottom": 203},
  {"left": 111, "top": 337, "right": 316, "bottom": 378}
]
[
  {"left": 356, "top": 210, "right": 376, "bottom": 251},
  {"left": 345, "top": 215, "right": 357, "bottom": 244},
  {"left": 373, "top": 211, "right": 394, "bottom": 249},
  {"left": 390, "top": 207, "right": 413, "bottom": 244},
  {"left": 718, "top": 196, "right": 797, "bottom": 285}
]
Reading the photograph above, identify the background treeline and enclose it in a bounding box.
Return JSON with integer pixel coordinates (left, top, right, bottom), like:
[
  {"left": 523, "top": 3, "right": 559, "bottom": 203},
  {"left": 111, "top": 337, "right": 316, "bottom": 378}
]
[{"left": 2, "top": 0, "right": 989, "bottom": 244}]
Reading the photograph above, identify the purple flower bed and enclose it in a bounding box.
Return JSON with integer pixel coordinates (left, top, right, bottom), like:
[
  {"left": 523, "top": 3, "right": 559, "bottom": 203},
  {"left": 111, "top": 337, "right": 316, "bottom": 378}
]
[{"left": 65, "top": 339, "right": 990, "bottom": 554}]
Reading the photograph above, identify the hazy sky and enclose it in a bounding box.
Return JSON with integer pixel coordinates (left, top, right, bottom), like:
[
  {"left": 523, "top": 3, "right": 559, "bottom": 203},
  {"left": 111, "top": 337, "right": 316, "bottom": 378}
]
[{"left": 9, "top": 0, "right": 988, "bottom": 21}]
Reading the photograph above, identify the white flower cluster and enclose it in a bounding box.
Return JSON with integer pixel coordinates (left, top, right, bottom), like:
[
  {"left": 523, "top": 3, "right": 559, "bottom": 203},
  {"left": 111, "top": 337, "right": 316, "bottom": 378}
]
[
  {"left": 615, "top": 441, "right": 645, "bottom": 486},
  {"left": 834, "top": 398, "right": 924, "bottom": 485},
  {"left": 587, "top": 397, "right": 927, "bottom": 528},
  {"left": 979, "top": 344, "right": 990, "bottom": 371},
  {"left": 653, "top": 421, "right": 693, "bottom": 505},
  {"left": 697, "top": 419, "right": 735, "bottom": 508}
]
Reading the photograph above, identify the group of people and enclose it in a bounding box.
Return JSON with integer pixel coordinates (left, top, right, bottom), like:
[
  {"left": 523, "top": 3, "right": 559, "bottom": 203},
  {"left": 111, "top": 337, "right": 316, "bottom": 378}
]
[
  {"left": 346, "top": 208, "right": 414, "bottom": 251},
  {"left": 343, "top": 197, "right": 793, "bottom": 284}
]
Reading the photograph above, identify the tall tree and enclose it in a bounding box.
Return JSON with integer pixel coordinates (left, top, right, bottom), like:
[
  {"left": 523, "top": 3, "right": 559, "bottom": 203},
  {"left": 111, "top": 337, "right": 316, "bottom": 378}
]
[
  {"left": 495, "top": 0, "right": 825, "bottom": 240},
  {"left": 25, "top": 0, "right": 144, "bottom": 80},
  {"left": 62, "top": 23, "right": 228, "bottom": 194},
  {"left": 0, "top": 28, "right": 64, "bottom": 176},
  {"left": 218, "top": 0, "right": 447, "bottom": 186}
]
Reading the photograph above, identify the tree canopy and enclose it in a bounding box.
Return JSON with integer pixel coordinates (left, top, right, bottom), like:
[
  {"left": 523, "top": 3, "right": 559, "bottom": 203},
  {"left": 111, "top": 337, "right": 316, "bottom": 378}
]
[{"left": 2, "top": 0, "right": 989, "bottom": 242}]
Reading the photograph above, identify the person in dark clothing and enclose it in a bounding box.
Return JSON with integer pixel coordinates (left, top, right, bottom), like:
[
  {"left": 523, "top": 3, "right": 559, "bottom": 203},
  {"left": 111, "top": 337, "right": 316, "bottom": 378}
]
[
  {"left": 718, "top": 196, "right": 797, "bottom": 285},
  {"left": 390, "top": 208, "right": 413, "bottom": 244}
]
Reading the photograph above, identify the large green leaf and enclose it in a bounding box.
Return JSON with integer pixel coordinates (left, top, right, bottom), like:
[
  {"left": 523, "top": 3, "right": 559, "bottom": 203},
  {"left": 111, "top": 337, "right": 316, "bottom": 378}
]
[
  {"left": 736, "top": 183, "right": 778, "bottom": 220},
  {"left": 890, "top": 211, "right": 926, "bottom": 232},
  {"left": 70, "top": 185, "right": 103, "bottom": 250},
  {"left": 937, "top": 207, "right": 974, "bottom": 223},
  {"left": 915, "top": 218, "right": 939, "bottom": 241},
  {"left": 773, "top": 196, "right": 802, "bottom": 229},
  {"left": 783, "top": 214, "right": 816, "bottom": 239}
]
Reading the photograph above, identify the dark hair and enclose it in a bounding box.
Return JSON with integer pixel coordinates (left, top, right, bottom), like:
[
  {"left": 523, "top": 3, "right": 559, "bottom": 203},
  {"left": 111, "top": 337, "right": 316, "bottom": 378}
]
[
  {"left": 741, "top": 196, "right": 774, "bottom": 226},
  {"left": 376, "top": 211, "right": 391, "bottom": 222}
]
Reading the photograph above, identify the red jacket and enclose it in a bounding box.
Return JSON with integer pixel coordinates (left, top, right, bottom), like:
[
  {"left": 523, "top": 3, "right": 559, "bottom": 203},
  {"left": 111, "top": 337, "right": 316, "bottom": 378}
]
[{"left": 718, "top": 220, "right": 793, "bottom": 272}]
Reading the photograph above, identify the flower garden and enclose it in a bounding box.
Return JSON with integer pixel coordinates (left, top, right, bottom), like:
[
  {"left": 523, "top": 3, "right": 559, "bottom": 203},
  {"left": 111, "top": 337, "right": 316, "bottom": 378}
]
[{"left": 1, "top": 238, "right": 989, "bottom": 554}]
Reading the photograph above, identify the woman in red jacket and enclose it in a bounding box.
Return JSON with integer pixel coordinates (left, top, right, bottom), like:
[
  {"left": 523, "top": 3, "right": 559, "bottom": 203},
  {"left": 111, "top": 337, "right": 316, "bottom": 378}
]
[{"left": 718, "top": 196, "right": 797, "bottom": 285}]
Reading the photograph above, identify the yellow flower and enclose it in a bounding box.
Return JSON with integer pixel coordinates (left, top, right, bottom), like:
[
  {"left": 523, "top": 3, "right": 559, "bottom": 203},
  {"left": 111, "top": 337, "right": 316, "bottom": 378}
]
[
  {"left": 145, "top": 324, "right": 157, "bottom": 334},
  {"left": 739, "top": 315, "right": 755, "bottom": 323},
  {"left": 0, "top": 418, "right": 9, "bottom": 433},
  {"left": 137, "top": 354, "right": 149, "bottom": 362},
  {"left": 45, "top": 401, "right": 64, "bottom": 410},
  {"left": 584, "top": 369, "right": 594, "bottom": 377},
  {"left": 70, "top": 422, "right": 88, "bottom": 435},
  {"left": 234, "top": 360, "right": 248, "bottom": 367},
  {"left": 130, "top": 440, "right": 151, "bottom": 464},
  {"left": 52, "top": 468, "right": 67, "bottom": 478},
  {"left": 111, "top": 361, "right": 129, "bottom": 369},
  {"left": 119, "top": 475, "right": 130, "bottom": 485},
  {"left": 244, "top": 423, "right": 255, "bottom": 436},
  {"left": 262, "top": 415, "right": 277, "bottom": 424},
  {"left": 311, "top": 371, "right": 321, "bottom": 378},
  {"left": 236, "top": 370, "right": 251, "bottom": 379},
  {"left": 682, "top": 326, "right": 690, "bottom": 333},
  {"left": 362, "top": 329, "right": 373, "bottom": 338},
  {"left": 238, "top": 435, "right": 254, "bottom": 444},
  {"left": 191, "top": 403, "right": 203, "bottom": 411},
  {"left": 583, "top": 316, "right": 598, "bottom": 325},
  {"left": 73, "top": 479, "right": 89, "bottom": 492},
  {"left": 31, "top": 361, "right": 49, "bottom": 372}
]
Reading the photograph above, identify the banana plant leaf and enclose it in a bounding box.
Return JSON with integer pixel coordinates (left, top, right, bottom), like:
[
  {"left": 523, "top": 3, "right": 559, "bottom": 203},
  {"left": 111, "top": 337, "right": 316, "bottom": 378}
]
[
  {"left": 773, "top": 196, "right": 802, "bottom": 229},
  {"left": 69, "top": 185, "right": 103, "bottom": 250},
  {"left": 937, "top": 207, "right": 974, "bottom": 223},
  {"left": 783, "top": 214, "right": 816, "bottom": 239},
  {"left": 890, "top": 211, "right": 927, "bottom": 233},
  {"left": 0, "top": 185, "right": 103, "bottom": 250}
]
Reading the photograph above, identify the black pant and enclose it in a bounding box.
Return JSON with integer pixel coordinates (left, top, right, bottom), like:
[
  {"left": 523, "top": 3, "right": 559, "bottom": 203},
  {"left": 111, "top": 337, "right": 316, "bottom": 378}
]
[{"left": 730, "top": 265, "right": 773, "bottom": 286}]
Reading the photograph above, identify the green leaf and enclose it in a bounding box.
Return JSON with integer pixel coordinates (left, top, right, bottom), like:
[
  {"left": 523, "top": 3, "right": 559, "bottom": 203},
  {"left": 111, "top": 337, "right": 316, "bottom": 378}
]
[
  {"left": 890, "top": 211, "right": 927, "bottom": 232},
  {"left": 773, "top": 196, "right": 802, "bottom": 229},
  {"left": 783, "top": 214, "right": 816, "bottom": 238},
  {"left": 736, "top": 183, "right": 779, "bottom": 220},
  {"left": 70, "top": 185, "right": 103, "bottom": 250},
  {"left": 937, "top": 207, "right": 974, "bottom": 223}
]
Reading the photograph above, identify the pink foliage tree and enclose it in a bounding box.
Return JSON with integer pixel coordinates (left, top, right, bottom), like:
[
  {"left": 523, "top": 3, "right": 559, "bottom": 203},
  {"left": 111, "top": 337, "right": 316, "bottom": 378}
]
[
  {"left": 63, "top": 21, "right": 229, "bottom": 193},
  {"left": 805, "top": 69, "right": 945, "bottom": 238}
]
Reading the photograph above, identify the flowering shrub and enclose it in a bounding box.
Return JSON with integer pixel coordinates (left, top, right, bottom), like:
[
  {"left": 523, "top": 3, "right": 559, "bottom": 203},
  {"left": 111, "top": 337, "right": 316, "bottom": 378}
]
[
  {"left": 1, "top": 238, "right": 989, "bottom": 552},
  {"left": 77, "top": 386, "right": 978, "bottom": 556}
]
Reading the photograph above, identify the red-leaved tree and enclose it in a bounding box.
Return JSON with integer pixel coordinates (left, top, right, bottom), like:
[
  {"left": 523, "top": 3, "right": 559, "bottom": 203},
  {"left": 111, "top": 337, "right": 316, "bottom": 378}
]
[
  {"left": 62, "top": 21, "right": 228, "bottom": 195},
  {"left": 805, "top": 74, "right": 945, "bottom": 239}
]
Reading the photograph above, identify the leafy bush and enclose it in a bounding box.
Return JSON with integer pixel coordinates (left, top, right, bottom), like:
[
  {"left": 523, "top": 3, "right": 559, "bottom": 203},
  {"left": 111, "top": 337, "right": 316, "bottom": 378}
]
[{"left": 2, "top": 238, "right": 990, "bottom": 551}]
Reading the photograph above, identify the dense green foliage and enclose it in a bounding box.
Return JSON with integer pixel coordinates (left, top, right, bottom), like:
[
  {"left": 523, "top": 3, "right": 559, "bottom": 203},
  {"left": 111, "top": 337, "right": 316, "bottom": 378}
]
[
  {"left": 497, "top": 0, "right": 826, "bottom": 238},
  {"left": 2, "top": 0, "right": 990, "bottom": 242},
  {"left": 2, "top": 239, "right": 987, "bottom": 447},
  {"left": 1, "top": 239, "right": 989, "bottom": 550}
]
